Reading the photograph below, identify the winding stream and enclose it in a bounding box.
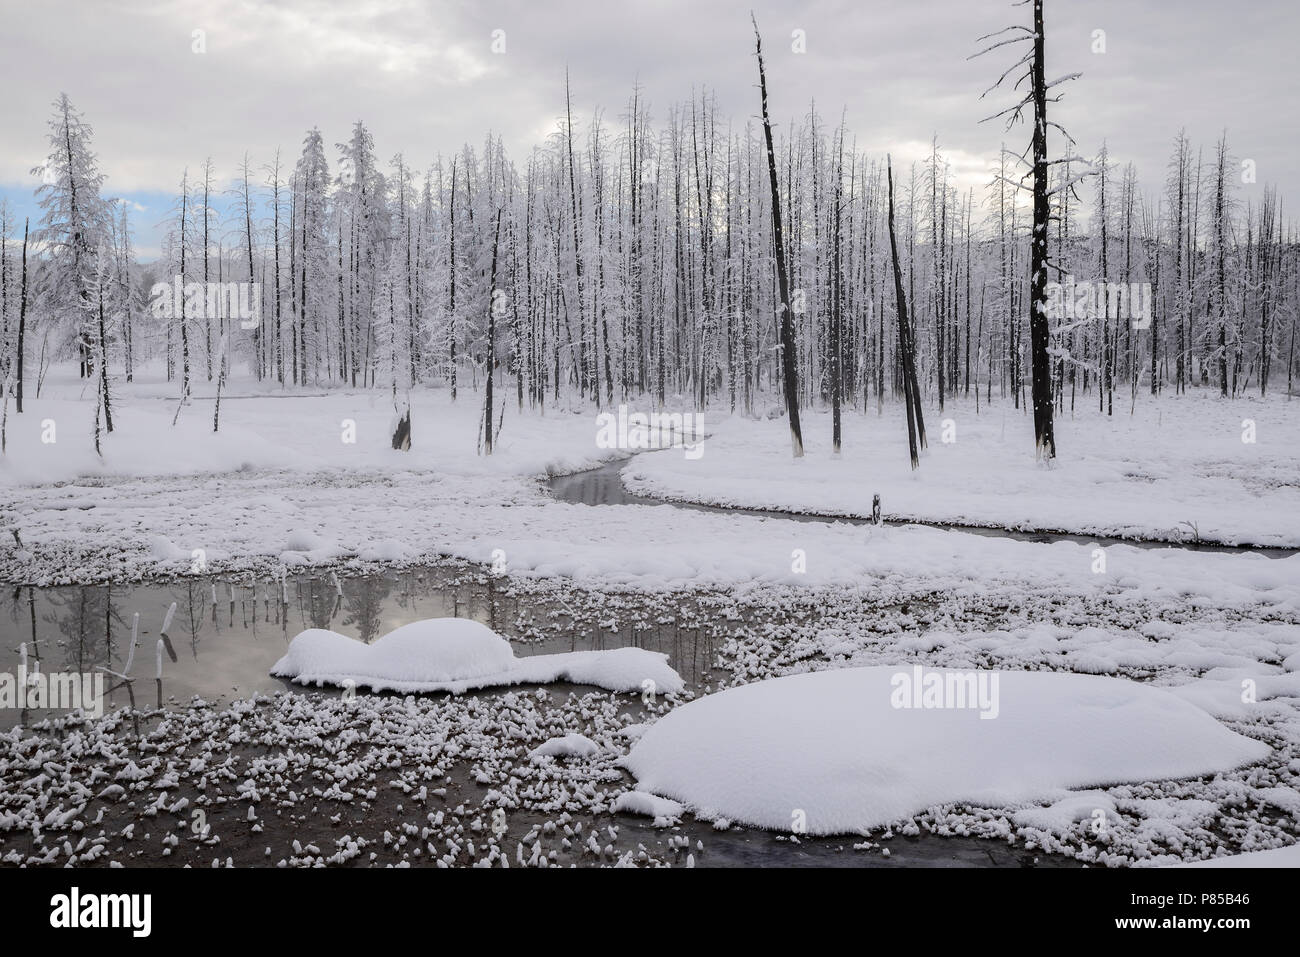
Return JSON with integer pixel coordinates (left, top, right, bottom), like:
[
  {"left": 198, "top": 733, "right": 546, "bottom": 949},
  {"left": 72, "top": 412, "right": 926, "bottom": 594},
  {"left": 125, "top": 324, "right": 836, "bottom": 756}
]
[{"left": 548, "top": 457, "right": 1298, "bottom": 558}]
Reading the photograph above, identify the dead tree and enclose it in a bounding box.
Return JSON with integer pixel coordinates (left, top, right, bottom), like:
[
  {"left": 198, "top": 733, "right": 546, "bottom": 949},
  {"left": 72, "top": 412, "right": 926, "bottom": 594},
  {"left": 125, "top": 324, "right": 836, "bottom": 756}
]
[
  {"left": 973, "top": 0, "right": 1089, "bottom": 460},
  {"left": 15, "top": 218, "right": 28, "bottom": 414},
  {"left": 831, "top": 124, "right": 845, "bottom": 454},
  {"left": 483, "top": 208, "right": 503, "bottom": 455},
  {"left": 1260, "top": 186, "right": 1278, "bottom": 396},
  {"left": 178, "top": 169, "right": 192, "bottom": 399},
  {"left": 202, "top": 158, "right": 214, "bottom": 381},
  {"left": 449, "top": 158, "right": 458, "bottom": 401},
  {"left": 752, "top": 14, "right": 804, "bottom": 457},
  {"left": 887, "top": 156, "right": 925, "bottom": 469},
  {"left": 565, "top": 70, "right": 589, "bottom": 403},
  {"left": 95, "top": 255, "right": 112, "bottom": 433}
]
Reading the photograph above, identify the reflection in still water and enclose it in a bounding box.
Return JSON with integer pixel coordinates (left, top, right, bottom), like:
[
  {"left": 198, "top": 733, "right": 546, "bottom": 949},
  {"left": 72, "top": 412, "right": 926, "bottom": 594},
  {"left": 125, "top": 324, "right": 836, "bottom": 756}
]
[
  {"left": 0, "top": 565, "right": 719, "bottom": 729},
  {"left": 342, "top": 575, "right": 391, "bottom": 644}
]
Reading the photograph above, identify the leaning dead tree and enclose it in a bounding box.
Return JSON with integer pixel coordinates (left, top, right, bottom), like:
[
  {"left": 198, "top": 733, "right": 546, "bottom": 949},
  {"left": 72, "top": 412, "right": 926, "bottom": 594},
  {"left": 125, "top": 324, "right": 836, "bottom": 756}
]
[
  {"left": 887, "top": 155, "right": 925, "bottom": 469},
  {"left": 753, "top": 13, "right": 804, "bottom": 458},
  {"left": 973, "top": 0, "right": 1090, "bottom": 460}
]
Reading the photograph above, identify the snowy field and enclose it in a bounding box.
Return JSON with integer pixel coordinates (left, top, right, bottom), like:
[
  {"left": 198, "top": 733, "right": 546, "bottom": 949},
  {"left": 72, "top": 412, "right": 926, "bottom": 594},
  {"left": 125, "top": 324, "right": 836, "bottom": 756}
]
[
  {"left": 622, "top": 393, "right": 1300, "bottom": 548},
  {"left": 4, "top": 368, "right": 1298, "bottom": 586},
  {"left": 1, "top": 367, "right": 1299, "bottom": 868}
]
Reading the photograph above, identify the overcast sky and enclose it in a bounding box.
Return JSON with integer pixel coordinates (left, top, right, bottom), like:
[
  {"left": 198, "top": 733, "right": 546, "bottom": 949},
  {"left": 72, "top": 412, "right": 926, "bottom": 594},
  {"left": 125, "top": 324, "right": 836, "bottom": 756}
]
[{"left": 1, "top": 0, "right": 1294, "bottom": 258}]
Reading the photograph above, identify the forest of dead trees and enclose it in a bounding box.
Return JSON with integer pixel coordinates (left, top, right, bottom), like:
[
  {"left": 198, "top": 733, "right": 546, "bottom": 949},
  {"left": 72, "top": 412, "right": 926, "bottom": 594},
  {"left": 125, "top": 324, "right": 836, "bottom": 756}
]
[{"left": 3, "top": 23, "right": 1299, "bottom": 458}]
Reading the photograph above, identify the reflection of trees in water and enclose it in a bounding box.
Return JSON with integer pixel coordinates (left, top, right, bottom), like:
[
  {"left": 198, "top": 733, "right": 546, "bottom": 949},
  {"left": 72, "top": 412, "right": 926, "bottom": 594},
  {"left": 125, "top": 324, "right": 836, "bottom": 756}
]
[
  {"left": 341, "top": 576, "right": 392, "bottom": 644},
  {"left": 155, "top": 580, "right": 207, "bottom": 661},
  {"left": 295, "top": 575, "right": 339, "bottom": 631},
  {"left": 393, "top": 570, "right": 416, "bottom": 614},
  {"left": 185, "top": 580, "right": 208, "bottom": 659},
  {"left": 43, "top": 585, "right": 127, "bottom": 674},
  {"left": 211, "top": 580, "right": 255, "bottom": 633},
  {"left": 4, "top": 586, "right": 24, "bottom": 631},
  {"left": 5, "top": 586, "right": 39, "bottom": 661}
]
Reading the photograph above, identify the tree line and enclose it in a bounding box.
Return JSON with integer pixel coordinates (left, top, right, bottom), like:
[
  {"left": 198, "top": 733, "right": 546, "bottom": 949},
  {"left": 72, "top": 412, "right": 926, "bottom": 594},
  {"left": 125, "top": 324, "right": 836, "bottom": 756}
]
[{"left": 3, "top": 6, "right": 1296, "bottom": 460}]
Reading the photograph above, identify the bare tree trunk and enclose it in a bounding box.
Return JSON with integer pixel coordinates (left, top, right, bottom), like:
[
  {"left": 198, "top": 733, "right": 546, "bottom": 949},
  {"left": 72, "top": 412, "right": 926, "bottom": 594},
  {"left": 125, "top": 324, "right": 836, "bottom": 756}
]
[
  {"left": 449, "top": 159, "right": 458, "bottom": 401},
  {"left": 831, "top": 126, "right": 845, "bottom": 454},
  {"left": 180, "top": 171, "right": 191, "bottom": 399},
  {"left": 15, "top": 219, "right": 27, "bottom": 414},
  {"left": 753, "top": 15, "right": 803, "bottom": 457},
  {"left": 888, "top": 156, "right": 925, "bottom": 469},
  {"left": 203, "top": 159, "right": 213, "bottom": 381},
  {"left": 483, "top": 209, "right": 503, "bottom": 455},
  {"left": 1029, "top": 0, "right": 1056, "bottom": 458},
  {"left": 565, "top": 71, "right": 589, "bottom": 402},
  {"left": 97, "top": 276, "right": 112, "bottom": 432}
]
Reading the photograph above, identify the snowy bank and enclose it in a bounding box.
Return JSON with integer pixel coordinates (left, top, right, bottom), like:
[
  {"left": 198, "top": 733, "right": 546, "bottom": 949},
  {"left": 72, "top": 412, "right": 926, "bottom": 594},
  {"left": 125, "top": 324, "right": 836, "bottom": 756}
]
[
  {"left": 622, "top": 396, "right": 1300, "bottom": 547},
  {"left": 1173, "top": 844, "right": 1300, "bottom": 867},
  {"left": 271, "top": 617, "right": 684, "bottom": 695},
  {"left": 622, "top": 667, "right": 1269, "bottom": 835}
]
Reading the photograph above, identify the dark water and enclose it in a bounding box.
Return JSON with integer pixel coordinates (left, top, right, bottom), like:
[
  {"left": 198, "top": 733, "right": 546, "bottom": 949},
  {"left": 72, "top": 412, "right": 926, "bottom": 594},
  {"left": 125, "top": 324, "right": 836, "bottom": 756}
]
[
  {"left": 0, "top": 566, "right": 722, "bottom": 730},
  {"left": 0, "top": 568, "right": 1085, "bottom": 867},
  {"left": 549, "top": 458, "right": 1298, "bottom": 557}
]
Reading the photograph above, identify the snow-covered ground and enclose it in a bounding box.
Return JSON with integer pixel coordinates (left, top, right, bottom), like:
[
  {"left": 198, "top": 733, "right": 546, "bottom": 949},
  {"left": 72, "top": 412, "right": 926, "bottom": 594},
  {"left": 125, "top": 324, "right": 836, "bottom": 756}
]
[
  {"left": 4, "top": 371, "right": 1299, "bottom": 597},
  {"left": 2, "top": 366, "right": 1299, "bottom": 867},
  {"left": 1173, "top": 844, "right": 1300, "bottom": 867},
  {"left": 622, "top": 394, "right": 1300, "bottom": 548}
]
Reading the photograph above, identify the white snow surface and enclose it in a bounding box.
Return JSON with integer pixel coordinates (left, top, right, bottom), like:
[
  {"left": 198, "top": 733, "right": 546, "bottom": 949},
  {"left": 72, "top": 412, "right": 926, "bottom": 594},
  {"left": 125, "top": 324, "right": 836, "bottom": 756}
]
[
  {"left": 270, "top": 617, "right": 684, "bottom": 695},
  {"left": 622, "top": 667, "right": 1270, "bottom": 835},
  {"left": 528, "top": 733, "right": 600, "bottom": 761},
  {"left": 1174, "top": 844, "right": 1300, "bottom": 867},
  {"left": 612, "top": 790, "right": 685, "bottom": 823},
  {"left": 622, "top": 396, "right": 1300, "bottom": 547},
  {"left": 5, "top": 374, "right": 1298, "bottom": 596}
]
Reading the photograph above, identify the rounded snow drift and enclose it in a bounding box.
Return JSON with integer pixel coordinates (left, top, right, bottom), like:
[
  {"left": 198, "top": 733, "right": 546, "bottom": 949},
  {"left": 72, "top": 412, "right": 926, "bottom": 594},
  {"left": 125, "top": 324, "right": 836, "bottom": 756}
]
[
  {"left": 622, "top": 666, "right": 1271, "bottom": 835},
  {"left": 272, "top": 617, "right": 516, "bottom": 692},
  {"left": 271, "top": 616, "right": 685, "bottom": 696}
]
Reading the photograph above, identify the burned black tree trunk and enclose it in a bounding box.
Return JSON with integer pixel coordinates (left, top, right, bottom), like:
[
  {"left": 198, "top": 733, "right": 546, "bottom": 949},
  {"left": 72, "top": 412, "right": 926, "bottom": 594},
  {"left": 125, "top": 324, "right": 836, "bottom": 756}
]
[{"left": 753, "top": 14, "right": 804, "bottom": 458}]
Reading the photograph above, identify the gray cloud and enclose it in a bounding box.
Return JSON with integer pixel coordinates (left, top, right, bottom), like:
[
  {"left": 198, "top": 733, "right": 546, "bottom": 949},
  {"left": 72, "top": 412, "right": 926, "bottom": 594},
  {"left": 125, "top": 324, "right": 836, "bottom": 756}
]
[{"left": 2, "top": 0, "right": 1294, "bottom": 231}]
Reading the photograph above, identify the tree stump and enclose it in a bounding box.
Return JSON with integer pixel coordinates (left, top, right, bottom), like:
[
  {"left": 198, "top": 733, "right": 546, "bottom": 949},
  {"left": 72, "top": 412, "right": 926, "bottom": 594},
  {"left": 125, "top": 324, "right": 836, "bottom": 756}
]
[{"left": 391, "top": 406, "right": 411, "bottom": 451}]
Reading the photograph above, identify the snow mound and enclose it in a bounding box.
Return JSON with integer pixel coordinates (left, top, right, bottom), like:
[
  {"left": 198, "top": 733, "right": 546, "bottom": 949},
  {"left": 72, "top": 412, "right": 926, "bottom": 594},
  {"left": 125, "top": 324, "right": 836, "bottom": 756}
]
[
  {"left": 148, "top": 535, "right": 189, "bottom": 562},
  {"left": 273, "top": 618, "right": 515, "bottom": 687},
  {"left": 1011, "top": 791, "right": 1118, "bottom": 833},
  {"left": 510, "top": 647, "right": 683, "bottom": 694},
  {"left": 1167, "top": 670, "right": 1300, "bottom": 719},
  {"left": 622, "top": 667, "right": 1269, "bottom": 835},
  {"left": 271, "top": 617, "right": 684, "bottom": 696},
  {"left": 529, "top": 733, "right": 599, "bottom": 761},
  {"left": 612, "top": 790, "right": 684, "bottom": 824}
]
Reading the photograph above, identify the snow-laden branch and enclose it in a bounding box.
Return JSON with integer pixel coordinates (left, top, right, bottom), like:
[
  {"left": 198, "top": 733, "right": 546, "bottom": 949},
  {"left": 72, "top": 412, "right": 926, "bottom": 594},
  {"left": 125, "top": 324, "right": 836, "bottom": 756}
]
[
  {"left": 991, "top": 173, "right": 1034, "bottom": 194},
  {"left": 1044, "top": 73, "right": 1083, "bottom": 90},
  {"left": 969, "top": 33, "right": 1033, "bottom": 62},
  {"left": 979, "top": 52, "right": 1033, "bottom": 100},
  {"left": 1047, "top": 167, "right": 1098, "bottom": 197},
  {"left": 980, "top": 93, "right": 1033, "bottom": 126},
  {"left": 973, "top": 23, "right": 1033, "bottom": 44},
  {"left": 1046, "top": 121, "right": 1078, "bottom": 146}
]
